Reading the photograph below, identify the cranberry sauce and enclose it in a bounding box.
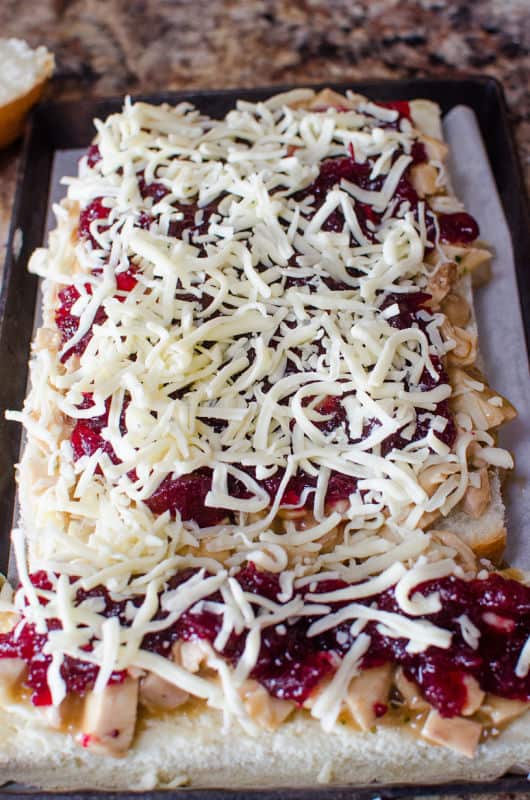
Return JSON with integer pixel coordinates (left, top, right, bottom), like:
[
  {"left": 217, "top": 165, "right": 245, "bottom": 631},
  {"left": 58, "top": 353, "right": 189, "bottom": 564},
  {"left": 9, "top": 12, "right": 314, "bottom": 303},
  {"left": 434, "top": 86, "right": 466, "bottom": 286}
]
[
  {"left": 438, "top": 212, "right": 480, "bottom": 245},
  {"left": 411, "top": 141, "right": 427, "bottom": 165},
  {"left": 294, "top": 143, "right": 478, "bottom": 246},
  {"left": 116, "top": 264, "right": 139, "bottom": 293},
  {"left": 65, "top": 287, "right": 456, "bottom": 523},
  {"left": 78, "top": 198, "right": 109, "bottom": 248},
  {"left": 70, "top": 122, "right": 470, "bottom": 526},
  {"left": 258, "top": 469, "right": 358, "bottom": 509},
  {"left": 55, "top": 285, "right": 107, "bottom": 363},
  {"left": 143, "top": 466, "right": 358, "bottom": 523},
  {"left": 379, "top": 100, "right": 412, "bottom": 120},
  {"left": 294, "top": 156, "right": 384, "bottom": 238},
  {"left": 85, "top": 145, "right": 102, "bottom": 169},
  {"left": 0, "top": 565, "right": 333, "bottom": 706},
  {"left": 4, "top": 567, "right": 530, "bottom": 716},
  {"left": 380, "top": 291, "right": 431, "bottom": 331},
  {"left": 144, "top": 468, "right": 226, "bottom": 527},
  {"left": 70, "top": 394, "right": 127, "bottom": 468},
  {"left": 0, "top": 571, "right": 125, "bottom": 705},
  {"left": 138, "top": 176, "right": 170, "bottom": 203},
  {"left": 380, "top": 573, "right": 530, "bottom": 715},
  {"left": 55, "top": 263, "right": 138, "bottom": 363}
]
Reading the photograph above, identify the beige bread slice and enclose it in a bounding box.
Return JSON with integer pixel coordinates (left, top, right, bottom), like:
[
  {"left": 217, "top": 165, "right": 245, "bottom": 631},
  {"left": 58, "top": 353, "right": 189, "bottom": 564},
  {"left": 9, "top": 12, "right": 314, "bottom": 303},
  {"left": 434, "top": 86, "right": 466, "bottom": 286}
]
[
  {"left": 1, "top": 702, "right": 530, "bottom": 790},
  {"left": 436, "top": 273, "right": 509, "bottom": 562},
  {"left": 0, "top": 89, "right": 520, "bottom": 788},
  {"left": 309, "top": 92, "right": 513, "bottom": 545},
  {"left": 406, "top": 91, "right": 512, "bottom": 562},
  {"left": 442, "top": 468, "right": 506, "bottom": 561}
]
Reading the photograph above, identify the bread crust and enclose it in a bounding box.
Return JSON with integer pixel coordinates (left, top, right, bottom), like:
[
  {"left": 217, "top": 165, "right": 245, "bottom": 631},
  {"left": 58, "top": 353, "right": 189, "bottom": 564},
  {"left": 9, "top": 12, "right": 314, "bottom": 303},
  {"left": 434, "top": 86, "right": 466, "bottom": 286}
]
[
  {"left": 1, "top": 703, "right": 530, "bottom": 790},
  {"left": 439, "top": 275, "right": 506, "bottom": 561}
]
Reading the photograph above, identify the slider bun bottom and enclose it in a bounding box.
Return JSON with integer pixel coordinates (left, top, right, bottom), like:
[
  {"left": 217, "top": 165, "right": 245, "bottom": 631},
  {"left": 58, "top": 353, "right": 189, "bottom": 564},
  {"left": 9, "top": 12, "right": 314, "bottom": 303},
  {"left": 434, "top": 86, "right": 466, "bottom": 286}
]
[{"left": 1, "top": 704, "right": 530, "bottom": 790}]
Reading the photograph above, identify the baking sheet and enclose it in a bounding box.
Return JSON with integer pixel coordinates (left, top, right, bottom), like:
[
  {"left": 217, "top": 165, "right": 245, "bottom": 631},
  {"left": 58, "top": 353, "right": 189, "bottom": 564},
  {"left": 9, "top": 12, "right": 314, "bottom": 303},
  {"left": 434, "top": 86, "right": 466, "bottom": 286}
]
[
  {"left": 1, "top": 84, "right": 529, "bottom": 798},
  {"left": 37, "top": 106, "right": 530, "bottom": 569}
]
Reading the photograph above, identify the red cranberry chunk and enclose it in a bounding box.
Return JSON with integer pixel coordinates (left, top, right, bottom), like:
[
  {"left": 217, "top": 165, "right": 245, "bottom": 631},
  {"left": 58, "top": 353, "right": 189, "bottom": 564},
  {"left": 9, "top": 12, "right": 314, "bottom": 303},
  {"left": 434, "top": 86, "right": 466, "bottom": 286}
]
[
  {"left": 145, "top": 468, "right": 225, "bottom": 526},
  {"left": 236, "top": 562, "right": 281, "bottom": 602},
  {"left": 71, "top": 423, "right": 105, "bottom": 460},
  {"left": 379, "top": 100, "right": 411, "bottom": 120},
  {"left": 70, "top": 421, "right": 120, "bottom": 468},
  {"left": 78, "top": 198, "right": 109, "bottom": 247},
  {"left": 407, "top": 662, "right": 469, "bottom": 718},
  {"left": 116, "top": 264, "right": 138, "bottom": 293},
  {"left": 70, "top": 395, "right": 127, "bottom": 467},
  {"left": 325, "top": 472, "right": 358, "bottom": 504},
  {"left": 411, "top": 141, "right": 427, "bottom": 165},
  {"left": 173, "top": 608, "right": 223, "bottom": 648},
  {"left": 381, "top": 403, "right": 456, "bottom": 456},
  {"left": 0, "top": 615, "right": 125, "bottom": 705},
  {"left": 55, "top": 284, "right": 107, "bottom": 363},
  {"left": 374, "top": 702, "right": 388, "bottom": 718},
  {"left": 260, "top": 469, "right": 306, "bottom": 507},
  {"left": 137, "top": 211, "right": 152, "bottom": 230},
  {"left": 433, "top": 402, "right": 457, "bottom": 449},
  {"left": 471, "top": 573, "right": 530, "bottom": 616},
  {"left": 438, "top": 212, "right": 480, "bottom": 244},
  {"left": 379, "top": 291, "right": 430, "bottom": 330},
  {"left": 56, "top": 284, "right": 82, "bottom": 339},
  {"left": 168, "top": 200, "right": 219, "bottom": 241},
  {"left": 0, "top": 622, "right": 47, "bottom": 662},
  {"left": 26, "top": 655, "right": 53, "bottom": 706},
  {"left": 138, "top": 175, "right": 170, "bottom": 202},
  {"left": 394, "top": 174, "right": 420, "bottom": 208},
  {"left": 30, "top": 571, "right": 54, "bottom": 592},
  {"left": 299, "top": 157, "right": 383, "bottom": 202},
  {"left": 314, "top": 395, "right": 347, "bottom": 433},
  {"left": 85, "top": 145, "right": 102, "bottom": 168},
  {"left": 294, "top": 157, "right": 384, "bottom": 241},
  {"left": 250, "top": 625, "right": 333, "bottom": 704},
  {"left": 25, "top": 652, "right": 126, "bottom": 706}
]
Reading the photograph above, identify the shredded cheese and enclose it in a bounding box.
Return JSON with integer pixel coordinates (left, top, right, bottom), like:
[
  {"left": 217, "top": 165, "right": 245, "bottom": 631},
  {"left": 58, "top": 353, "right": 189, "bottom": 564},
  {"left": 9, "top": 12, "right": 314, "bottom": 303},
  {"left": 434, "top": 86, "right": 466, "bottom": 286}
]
[{"left": 4, "top": 91, "right": 512, "bottom": 732}]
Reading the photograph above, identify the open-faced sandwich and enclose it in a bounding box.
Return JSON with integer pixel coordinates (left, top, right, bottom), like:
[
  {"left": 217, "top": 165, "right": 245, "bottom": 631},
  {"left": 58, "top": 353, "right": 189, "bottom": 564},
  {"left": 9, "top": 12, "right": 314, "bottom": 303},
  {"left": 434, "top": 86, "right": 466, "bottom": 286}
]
[{"left": 0, "top": 88, "right": 527, "bottom": 790}]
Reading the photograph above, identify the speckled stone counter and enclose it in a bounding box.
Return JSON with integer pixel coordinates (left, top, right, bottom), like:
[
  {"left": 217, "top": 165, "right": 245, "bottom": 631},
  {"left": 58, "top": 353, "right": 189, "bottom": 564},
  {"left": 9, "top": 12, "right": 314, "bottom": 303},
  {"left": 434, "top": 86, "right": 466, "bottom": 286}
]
[{"left": 0, "top": 1, "right": 529, "bottom": 797}]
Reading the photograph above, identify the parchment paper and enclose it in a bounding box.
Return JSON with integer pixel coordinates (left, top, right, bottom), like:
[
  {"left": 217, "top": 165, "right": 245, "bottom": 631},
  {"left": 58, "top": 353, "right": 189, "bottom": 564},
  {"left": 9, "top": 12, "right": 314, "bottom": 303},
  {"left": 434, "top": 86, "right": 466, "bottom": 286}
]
[
  {"left": 31, "top": 107, "right": 529, "bottom": 568},
  {"left": 443, "top": 106, "right": 530, "bottom": 566}
]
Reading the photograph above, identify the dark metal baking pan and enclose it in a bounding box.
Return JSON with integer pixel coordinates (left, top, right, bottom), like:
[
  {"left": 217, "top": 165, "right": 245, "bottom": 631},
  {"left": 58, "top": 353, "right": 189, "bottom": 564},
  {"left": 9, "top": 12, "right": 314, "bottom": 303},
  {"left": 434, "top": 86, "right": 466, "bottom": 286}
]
[
  {"left": 4, "top": 777, "right": 530, "bottom": 800},
  {"left": 0, "top": 77, "right": 529, "bottom": 798}
]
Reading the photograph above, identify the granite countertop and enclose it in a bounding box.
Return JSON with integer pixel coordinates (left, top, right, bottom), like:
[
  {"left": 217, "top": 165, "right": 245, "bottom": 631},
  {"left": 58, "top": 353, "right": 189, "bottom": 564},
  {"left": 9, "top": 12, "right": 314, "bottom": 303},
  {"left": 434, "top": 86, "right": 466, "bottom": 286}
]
[{"left": 0, "top": 1, "right": 529, "bottom": 796}]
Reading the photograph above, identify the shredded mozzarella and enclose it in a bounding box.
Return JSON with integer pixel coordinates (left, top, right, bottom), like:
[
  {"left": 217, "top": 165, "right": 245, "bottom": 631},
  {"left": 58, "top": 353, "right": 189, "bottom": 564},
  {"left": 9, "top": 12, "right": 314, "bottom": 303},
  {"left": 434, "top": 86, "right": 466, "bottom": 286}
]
[{"left": 5, "top": 91, "right": 510, "bottom": 730}]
